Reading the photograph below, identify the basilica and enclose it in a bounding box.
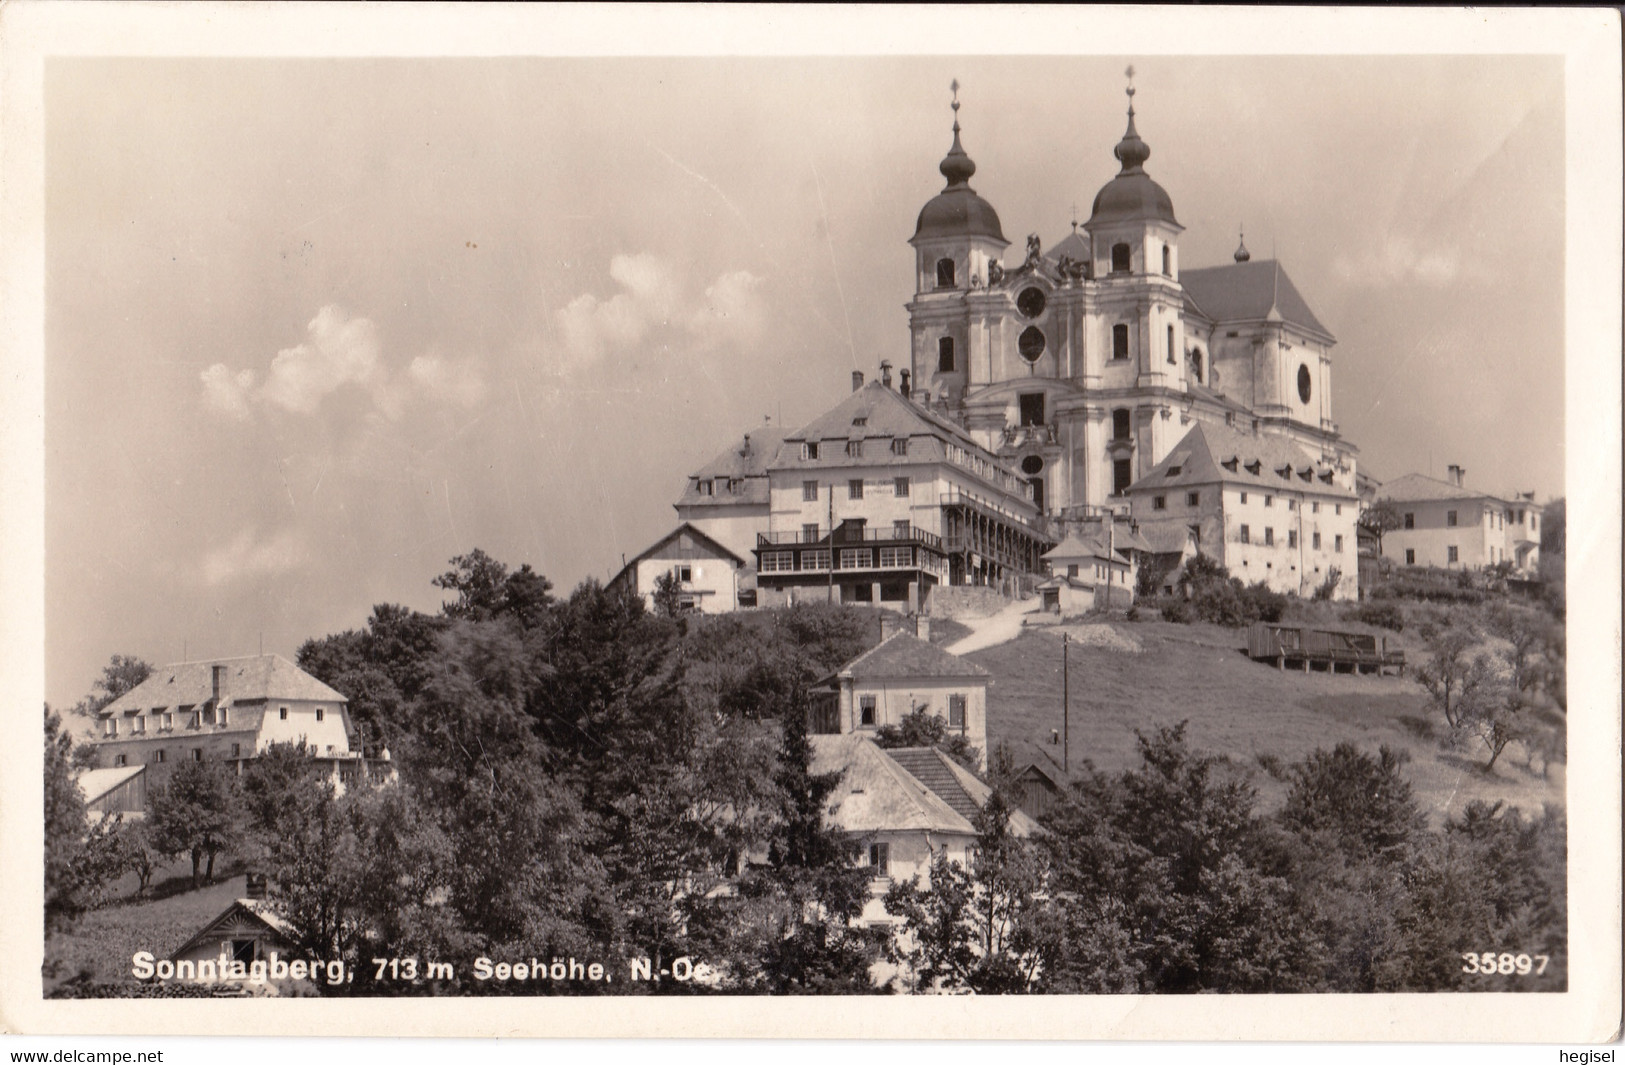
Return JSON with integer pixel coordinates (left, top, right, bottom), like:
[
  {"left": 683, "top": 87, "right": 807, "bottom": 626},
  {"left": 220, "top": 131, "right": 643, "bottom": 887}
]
[{"left": 615, "top": 74, "right": 1363, "bottom": 610}]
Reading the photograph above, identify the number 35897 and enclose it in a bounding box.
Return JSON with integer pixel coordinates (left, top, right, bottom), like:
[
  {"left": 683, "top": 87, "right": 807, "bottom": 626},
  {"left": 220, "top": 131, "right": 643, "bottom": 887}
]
[{"left": 1462, "top": 952, "right": 1549, "bottom": 975}]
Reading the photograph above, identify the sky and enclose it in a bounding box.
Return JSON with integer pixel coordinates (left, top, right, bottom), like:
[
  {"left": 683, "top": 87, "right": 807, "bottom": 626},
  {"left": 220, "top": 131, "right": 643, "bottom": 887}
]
[{"left": 42, "top": 52, "right": 1567, "bottom": 707}]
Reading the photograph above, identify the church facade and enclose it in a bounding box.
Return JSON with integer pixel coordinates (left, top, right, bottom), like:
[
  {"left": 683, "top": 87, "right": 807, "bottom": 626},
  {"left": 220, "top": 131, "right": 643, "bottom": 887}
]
[{"left": 903, "top": 78, "right": 1358, "bottom": 527}]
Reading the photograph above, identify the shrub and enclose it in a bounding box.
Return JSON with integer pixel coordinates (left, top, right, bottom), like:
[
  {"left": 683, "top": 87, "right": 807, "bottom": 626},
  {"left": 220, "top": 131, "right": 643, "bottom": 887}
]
[
  {"left": 1346, "top": 601, "right": 1405, "bottom": 632},
  {"left": 1160, "top": 598, "right": 1195, "bottom": 624}
]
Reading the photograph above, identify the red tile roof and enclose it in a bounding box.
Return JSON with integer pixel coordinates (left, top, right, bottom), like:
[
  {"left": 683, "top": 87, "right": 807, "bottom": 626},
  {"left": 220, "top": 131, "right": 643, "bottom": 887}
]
[{"left": 837, "top": 632, "right": 990, "bottom": 680}]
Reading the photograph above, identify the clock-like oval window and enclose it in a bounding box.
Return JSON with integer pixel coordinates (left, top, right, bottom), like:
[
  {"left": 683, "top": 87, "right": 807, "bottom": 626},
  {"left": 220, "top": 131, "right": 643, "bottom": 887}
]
[
  {"left": 1297, "top": 364, "right": 1312, "bottom": 404},
  {"left": 1018, "top": 326, "right": 1046, "bottom": 363},
  {"left": 1021, "top": 455, "right": 1044, "bottom": 475},
  {"left": 1017, "top": 286, "right": 1047, "bottom": 319}
]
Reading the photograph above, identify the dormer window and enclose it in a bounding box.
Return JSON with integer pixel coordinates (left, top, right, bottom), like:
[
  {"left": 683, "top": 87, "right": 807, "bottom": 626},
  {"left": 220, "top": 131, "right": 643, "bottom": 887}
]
[
  {"left": 802, "top": 442, "right": 820, "bottom": 461},
  {"left": 698, "top": 480, "right": 714, "bottom": 496},
  {"left": 936, "top": 258, "right": 955, "bottom": 288},
  {"left": 106, "top": 718, "right": 117, "bottom": 738},
  {"left": 1222, "top": 458, "right": 1240, "bottom": 472},
  {"left": 852, "top": 416, "right": 867, "bottom": 427},
  {"left": 1276, "top": 465, "right": 1292, "bottom": 480},
  {"left": 846, "top": 440, "right": 863, "bottom": 458},
  {"left": 1111, "top": 242, "right": 1131, "bottom": 274},
  {"left": 891, "top": 437, "right": 907, "bottom": 456},
  {"left": 1245, "top": 460, "right": 1262, "bottom": 475},
  {"left": 1165, "top": 465, "right": 1182, "bottom": 477}
]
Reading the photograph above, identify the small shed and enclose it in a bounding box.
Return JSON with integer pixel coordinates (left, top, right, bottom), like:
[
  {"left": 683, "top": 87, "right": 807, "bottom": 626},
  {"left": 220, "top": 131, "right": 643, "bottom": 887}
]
[
  {"left": 1010, "top": 760, "right": 1068, "bottom": 821},
  {"left": 78, "top": 764, "right": 148, "bottom": 817}
]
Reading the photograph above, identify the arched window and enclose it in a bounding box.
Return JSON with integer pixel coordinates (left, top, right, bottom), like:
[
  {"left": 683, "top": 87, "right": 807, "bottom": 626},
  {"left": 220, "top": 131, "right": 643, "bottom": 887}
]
[
  {"left": 1112, "top": 324, "right": 1129, "bottom": 360},
  {"left": 938, "top": 336, "right": 955, "bottom": 372},
  {"left": 1111, "top": 243, "right": 1132, "bottom": 274},
  {"left": 1167, "top": 325, "right": 1176, "bottom": 364},
  {"left": 1189, "top": 346, "right": 1204, "bottom": 384},
  {"left": 936, "top": 258, "right": 956, "bottom": 288},
  {"left": 1162, "top": 244, "right": 1171, "bottom": 276},
  {"left": 1112, "top": 408, "right": 1131, "bottom": 441}
]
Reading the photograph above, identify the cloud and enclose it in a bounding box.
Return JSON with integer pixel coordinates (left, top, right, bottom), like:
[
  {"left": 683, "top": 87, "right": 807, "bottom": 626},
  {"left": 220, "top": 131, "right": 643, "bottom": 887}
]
[
  {"left": 200, "top": 526, "right": 307, "bottom": 586},
  {"left": 200, "top": 364, "right": 256, "bottom": 420},
  {"left": 1331, "top": 237, "right": 1490, "bottom": 288},
  {"left": 202, "top": 304, "right": 486, "bottom": 420},
  {"left": 553, "top": 253, "right": 765, "bottom": 373},
  {"left": 408, "top": 355, "right": 487, "bottom": 409}
]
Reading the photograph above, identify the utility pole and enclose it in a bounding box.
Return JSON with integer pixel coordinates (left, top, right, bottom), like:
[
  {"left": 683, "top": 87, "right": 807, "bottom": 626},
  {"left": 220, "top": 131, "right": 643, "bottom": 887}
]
[
  {"left": 827, "top": 482, "right": 835, "bottom": 603},
  {"left": 1062, "top": 631, "right": 1070, "bottom": 772}
]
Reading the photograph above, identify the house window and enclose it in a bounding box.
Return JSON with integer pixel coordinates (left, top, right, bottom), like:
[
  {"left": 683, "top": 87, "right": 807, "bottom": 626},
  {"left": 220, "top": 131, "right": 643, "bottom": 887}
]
[
  {"left": 1288, "top": 530, "right": 1298, "bottom": 548},
  {"left": 803, "top": 523, "right": 821, "bottom": 543},
  {"left": 1167, "top": 325, "right": 1176, "bottom": 364},
  {"left": 1264, "top": 528, "right": 1275, "bottom": 546},
  {"left": 894, "top": 477, "right": 910, "bottom": 497},
  {"left": 1402, "top": 512, "right": 1414, "bottom": 529},
  {"left": 949, "top": 694, "right": 967, "bottom": 728},
  {"left": 1111, "top": 242, "right": 1131, "bottom": 273},
  {"left": 315, "top": 708, "right": 324, "bottom": 722},
  {"left": 1153, "top": 495, "right": 1166, "bottom": 510},
  {"left": 1310, "top": 501, "right": 1320, "bottom": 514},
  {"left": 155, "top": 749, "right": 166, "bottom": 763},
  {"left": 846, "top": 440, "right": 863, "bottom": 458},
  {"left": 115, "top": 754, "right": 127, "bottom": 766},
  {"left": 191, "top": 749, "right": 202, "bottom": 762},
  {"left": 1067, "top": 563, "right": 1079, "bottom": 578},
  {"left": 106, "top": 718, "right": 117, "bottom": 737},
  {"left": 1113, "top": 459, "right": 1132, "bottom": 496},
  {"left": 868, "top": 841, "right": 890, "bottom": 876},
  {"left": 803, "top": 480, "right": 819, "bottom": 502},
  {"left": 859, "top": 695, "right": 877, "bottom": 727},
  {"left": 1264, "top": 495, "right": 1273, "bottom": 507},
  {"left": 698, "top": 479, "right": 713, "bottom": 497},
  {"left": 1446, "top": 510, "right": 1458, "bottom": 527},
  {"left": 892, "top": 437, "right": 908, "bottom": 456},
  {"left": 1405, "top": 548, "right": 1415, "bottom": 565},
  {"left": 879, "top": 546, "right": 914, "bottom": 568},
  {"left": 892, "top": 519, "right": 911, "bottom": 538},
  {"left": 1240, "top": 524, "right": 1251, "bottom": 545},
  {"left": 1112, "top": 408, "right": 1131, "bottom": 440},
  {"left": 936, "top": 257, "right": 955, "bottom": 288},
  {"left": 1448, "top": 545, "right": 1458, "bottom": 564},
  {"left": 840, "top": 548, "right": 871, "bottom": 570},
  {"left": 1186, "top": 491, "right": 1200, "bottom": 506},
  {"left": 761, "top": 551, "right": 792, "bottom": 572},
  {"left": 1112, "top": 324, "right": 1130, "bottom": 360},
  {"left": 1162, "top": 244, "right": 1171, "bottom": 276},
  {"left": 1239, "top": 492, "right": 1248, "bottom": 504},
  {"left": 676, "top": 565, "right": 692, "bottom": 583},
  {"left": 800, "top": 550, "right": 830, "bottom": 571},
  {"left": 938, "top": 336, "right": 955, "bottom": 373},
  {"left": 232, "top": 743, "right": 241, "bottom": 758},
  {"left": 848, "top": 479, "right": 864, "bottom": 500},
  {"left": 1019, "top": 393, "right": 1045, "bottom": 426},
  {"left": 1530, "top": 515, "right": 1537, "bottom": 531},
  {"left": 133, "top": 716, "right": 145, "bottom": 734},
  {"left": 1313, "top": 532, "right": 1322, "bottom": 550},
  {"left": 1335, "top": 535, "right": 1344, "bottom": 553}
]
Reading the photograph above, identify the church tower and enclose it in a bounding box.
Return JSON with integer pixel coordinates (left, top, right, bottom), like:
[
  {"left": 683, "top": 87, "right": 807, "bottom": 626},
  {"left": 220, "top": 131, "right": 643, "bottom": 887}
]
[{"left": 906, "top": 82, "right": 1009, "bottom": 409}]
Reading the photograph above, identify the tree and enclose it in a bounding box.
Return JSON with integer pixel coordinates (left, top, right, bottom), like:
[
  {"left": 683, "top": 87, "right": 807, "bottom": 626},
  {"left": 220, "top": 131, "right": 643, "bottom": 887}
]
[
  {"left": 44, "top": 707, "right": 123, "bottom": 924},
  {"left": 120, "top": 819, "right": 163, "bottom": 896},
  {"left": 1279, "top": 743, "right": 1423, "bottom": 865},
  {"left": 432, "top": 549, "right": 556, "bottom": 626},
  {"left": 1358, "top": 502, "right": 1404, "bottom": 558},
  {"left": 148, "top": 758, "right": 242, "bottom": 887},
  {"left": 883, "top": 792, "right": 1049, "bottom": 993},
  {"left": 873, "top": 706, "right": 982, "bottom": 773},
  {"left": 1415, "top": 626, "right": 1493, "bottom": 730},
  {"left": 652, "top": 571, "right": 683, "bottom": 618}
]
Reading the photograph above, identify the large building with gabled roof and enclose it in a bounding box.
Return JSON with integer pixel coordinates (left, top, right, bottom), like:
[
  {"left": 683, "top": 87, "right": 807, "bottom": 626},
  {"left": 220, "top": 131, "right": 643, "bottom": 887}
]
[
  {"left": 1122, "top": 419, "right": 1360, "bottom": 598},
  {"left": 1374, "top": 466, "right": 1543, "bottom": 574}
]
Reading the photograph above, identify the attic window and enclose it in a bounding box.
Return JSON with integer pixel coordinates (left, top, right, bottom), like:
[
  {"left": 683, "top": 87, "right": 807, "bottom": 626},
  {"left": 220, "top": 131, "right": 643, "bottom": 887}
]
[
  {"left": 852, "top": 416, "right": 867, "bottom": 427},
  {"left": 1318, "top": 471, "right": 1334, "bottom": 484},
  {"left": 1245, "top": 460, "right": 1262, "bottom": 475},
  {"left": 1276, "top": 465, "right": 1292, "bottom": 479},
  {"left": 891, "top": 437, "right": 907, "bottom": 456},
  {"left": 1222, "top": 458, "right": 1240, "bottom": 472},
  {"left": 1297, "top": 468, "right": 1313, "bottom": 482},
  {"left": 846, "top": 440, "right": 863, "bottom": 458},
  {"left": 698, "top": 479, "right": 714, "bottom": 496},
  {"left": 1165, "top": 465, "right": 1182, "bottom": 477},
  {"left": 802, "top": 442, "right": 820, "bottom": 461}
]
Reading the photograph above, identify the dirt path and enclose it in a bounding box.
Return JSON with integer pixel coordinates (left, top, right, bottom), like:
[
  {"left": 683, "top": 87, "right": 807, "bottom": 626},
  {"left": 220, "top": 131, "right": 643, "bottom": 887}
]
[{"left": 944, "top": 596, "right": 1040, "bottom": 655}]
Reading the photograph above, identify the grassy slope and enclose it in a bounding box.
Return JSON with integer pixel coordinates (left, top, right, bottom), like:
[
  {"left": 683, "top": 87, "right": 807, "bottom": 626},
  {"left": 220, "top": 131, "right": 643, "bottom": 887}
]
[
  {"left": 969, "top": 618, "right": 1563, "bottom": 823},
  {"left": 45, "top": 864, "right": 247, "bottom": 993}
]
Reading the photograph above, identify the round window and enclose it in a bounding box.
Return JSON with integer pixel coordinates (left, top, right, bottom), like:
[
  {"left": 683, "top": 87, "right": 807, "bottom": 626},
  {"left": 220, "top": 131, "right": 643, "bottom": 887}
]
[
  {"left": 1021, "top": 455, "right": 1044, "bottom": 475},
  {"left": 1018, "top": 326, "right": 1046, "bottom": 362},
  {"left": 1016, "top": 286, "right": 1047, "bottom": 319},
  {"left": 1297, "top": 364, "right": 1312, "bottom": 404}
]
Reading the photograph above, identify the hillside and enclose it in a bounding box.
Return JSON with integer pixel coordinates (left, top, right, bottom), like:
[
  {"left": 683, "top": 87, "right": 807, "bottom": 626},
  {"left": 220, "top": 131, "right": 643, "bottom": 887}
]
[{"left": 967, "top": 617, "right": 1563, "bottom": 823}]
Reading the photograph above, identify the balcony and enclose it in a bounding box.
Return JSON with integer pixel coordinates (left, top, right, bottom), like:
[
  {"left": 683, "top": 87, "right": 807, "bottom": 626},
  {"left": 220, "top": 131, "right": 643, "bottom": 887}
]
[
  {"left": 757, "top": 525, "right": 943, "bottom": 551},
  {"left": 1002, "top": 422, "right": 1059, "bottom": 448}
]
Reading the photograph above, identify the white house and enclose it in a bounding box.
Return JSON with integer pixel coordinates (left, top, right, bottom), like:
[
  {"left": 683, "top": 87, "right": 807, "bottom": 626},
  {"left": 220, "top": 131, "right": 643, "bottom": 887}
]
[
  {"left": 1375, "top": 467, "right": 1543, "bottom": 574},
  {"left": 609, "top": 522, "right": 751, "bottom": 614}
]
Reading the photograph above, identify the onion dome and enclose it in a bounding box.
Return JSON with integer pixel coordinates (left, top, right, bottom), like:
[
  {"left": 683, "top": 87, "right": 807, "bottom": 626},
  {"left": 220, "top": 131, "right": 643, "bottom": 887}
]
[
  {"left": 1087, "top": 68, "right": 1179, "bottom": 228},
  {"left": 913, "top": 81, "right": 1006, "bottom": 243},
  {"left": 1234, "top": 226, "right": 1251, "bottom": 263}
]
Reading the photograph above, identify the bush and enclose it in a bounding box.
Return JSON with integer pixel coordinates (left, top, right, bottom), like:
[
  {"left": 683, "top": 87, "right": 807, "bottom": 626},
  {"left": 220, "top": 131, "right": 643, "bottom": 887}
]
[
  {"left": 1346, "top": 601, "right": 1406, "bottom": 632},
  {"left": 1160, "top": 598, "right": 1195, "bottom": 624}
]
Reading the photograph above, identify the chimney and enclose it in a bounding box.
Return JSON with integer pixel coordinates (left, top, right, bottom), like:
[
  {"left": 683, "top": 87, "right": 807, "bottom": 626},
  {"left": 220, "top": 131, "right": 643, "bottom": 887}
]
[
  {"left": 880, "top": 360, "right": 893, "bottom": 388},
  {"left": 212, "top": 664, "right": 226, "bottom": 706},
  {"left": 879, "top": 612, "right": 903, "bottom": 642},
  {"left": 852, "top": 370, "right": 865, "bottom": 392},
  {"left": 899, "top": 368, "right": 911, "bottom": 399},
  {"left": 1447, "top": 464, "right": 1465, "bottom": 487},
  {"left": 741, "top": 433, "right": 751, "bottom": 457},
  {"left": 245, "top": 872, "right": 268, "bottom": 900}
]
